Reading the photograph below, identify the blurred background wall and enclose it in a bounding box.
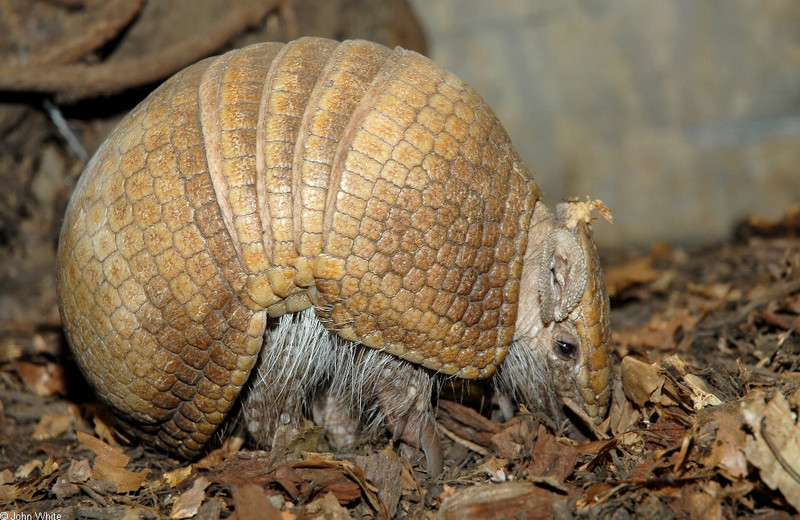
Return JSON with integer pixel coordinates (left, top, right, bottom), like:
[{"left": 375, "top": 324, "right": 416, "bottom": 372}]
[{"left": 409, "top": 0, "right": 800, "bottom": 247}]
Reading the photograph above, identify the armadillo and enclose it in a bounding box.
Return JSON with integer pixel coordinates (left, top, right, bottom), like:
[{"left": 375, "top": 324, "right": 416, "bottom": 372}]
[{"left": 57, "top": 37, "right": 611, "bottom": 474}]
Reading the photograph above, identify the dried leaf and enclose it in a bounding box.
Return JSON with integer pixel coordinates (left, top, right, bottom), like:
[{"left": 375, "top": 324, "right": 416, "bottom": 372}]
[
  {"left": 122, "top": 507, "right": 147, "bottom": 520},
  {"left": 0, "top": 469, "right": 13, "bottom": 485},
  {"left": 194, "top": 434, "right": 245, "bottom": 469},
  {"left": 661, "top": 356, "right": 723, "bottom": 411},
  {"left": 687, "top": 281, "right": 740, "bottom": 302},
  {"left": 77, "top": 430, "right": 130, "bottom": 466},
  {"left": 164, "top": 465, "right": 193, "bottom": 487},
  {"left": 268, "top": 421, "right": 323, "bottom": 470},
  {"left": 741, "top": 391, "right": 800, "bottom": 511},
  {"left": 576, "top": 433, "right": 643, "bottom": 473},
  {"left": 622, "top": 355, "right": 722, "bottom": 412},
  {"left": 439, "top": 423, "right": 489, "bottom": 456},
  {"left": 285, "top": 420, "right": 324, "bottom": 457},
  {"left": 575, "top": 482, "right": 616, "bottom": 509},
  {"left": 615, "top": 312, "right": 700, "bottom": 351},
  {"left": 15, "top": 459, "right": 43, "bottom": 479},
  {"left": 525, "top": 425, "right": 577, "bottom": 486},
  {"left": 0, "top": 338, "right": 23, "bottom": 363},
  {"left": 33, "top": 409, "right": 76, "bottom": 440},
  {"left": 489, "top": 415, "right": 538, "bottom": 460},
  {"left": 0, "top": 483, "right": 23, "bottom": 505},
  {"left": 214, "top": 452, "right": 385, "bottom": 516},
  {"left": 621, "top": 356, "right": 663, "bottom": 407},
  {"left": 0, "top": 471, "right": 52, "bottom": 505},
  {"left": 694, "top": 409, "right": 748, "bottom": 481},
  {"left": 480, "top": 457, "right": 512, "bottom": 483},
  {"left": 92, "top": 407, "right": 125, "bottom": 446},
  {"left": 399, "top": 451, "right": 420, "bottom": 496},
  {"left": 42, "top": 456, "right": 58, "bottom": 476},
  {"left": 53, "top": 458, "right": 90, "bottom": 500},
  {"left": 294, "top": 456, "right": 383, "bottom": 513},
  {"left": 68, "top": 458, "right": 92, "bottom": 483},
  {"left": 605, "top": 377, "right": 642, "bottom": 436},
  {"left": 13, "top": 361, "right": 67, "bottom": 396},
  {"left": 355, "top": 448, "right": 403, "bottom": 517},
  {"left": 303, "top": 491, "right": 351, "bottom": 520},
  {"left": 94, "top": 459, "right": 148, "bottom": 494},
  {"left": 231, "top": 483, "right": 283, "bottom": 519},
  {"left": 438, "top": 399, "right": 502, "bottom": 447},
  {"left": 680, "top": 481, "right": 724, "bottom": 520},
  {"left": 51, "top": 473, "right": 80, "bottom": 499},
  {"left": 170, "top": 476, "right": 211, "bottom": 519},
  {"left": 606, "top": 256, "right": 662, "bottom": 297},
  {"left": 77, "top": 431, "right": 148, "bottom": 493},
  {"left": 682, "top": 374, "right": 723, "bottom": 409}
]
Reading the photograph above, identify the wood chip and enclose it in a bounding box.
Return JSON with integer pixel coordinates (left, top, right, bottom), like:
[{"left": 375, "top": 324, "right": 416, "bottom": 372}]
[
  {"left": 170, "top": 477, "right": 211, "bottom": 519},
  {"left": 438, "top": 481, "right": 555, "bottom": 520}
]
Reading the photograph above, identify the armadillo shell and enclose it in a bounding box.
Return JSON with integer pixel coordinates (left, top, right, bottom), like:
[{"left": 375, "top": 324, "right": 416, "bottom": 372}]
[{"left": 57, "top": 38, "right": 540, "bottom": 457}]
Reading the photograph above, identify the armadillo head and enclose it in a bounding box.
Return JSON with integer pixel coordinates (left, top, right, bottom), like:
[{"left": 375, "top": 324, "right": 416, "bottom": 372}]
[{"left": 499, "top": 200, "right": 611, "bottom": 434}]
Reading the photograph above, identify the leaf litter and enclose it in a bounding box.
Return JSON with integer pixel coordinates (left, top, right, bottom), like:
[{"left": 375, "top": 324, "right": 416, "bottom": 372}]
[{"left": 0, "top": 206, "right": 799, "bottom": 518}]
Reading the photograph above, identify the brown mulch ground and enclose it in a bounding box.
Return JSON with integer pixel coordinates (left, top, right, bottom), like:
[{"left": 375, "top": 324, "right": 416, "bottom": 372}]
[
  {"left": 2, "top": 1, "right": 800, "bottom": 519},
  {"left": 2, "top": 207, "right": 799, "bottom": 519}
]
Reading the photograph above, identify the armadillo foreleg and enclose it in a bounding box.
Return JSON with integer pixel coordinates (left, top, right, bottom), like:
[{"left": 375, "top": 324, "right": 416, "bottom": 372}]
[{"left": 368, "top": 356, "right": 442, "bottom": 475}]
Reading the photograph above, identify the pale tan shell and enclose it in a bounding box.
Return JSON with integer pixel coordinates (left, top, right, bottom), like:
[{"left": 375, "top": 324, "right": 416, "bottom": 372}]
[{"left": 57, "top": 37, "right": 540, "bottom": 457}]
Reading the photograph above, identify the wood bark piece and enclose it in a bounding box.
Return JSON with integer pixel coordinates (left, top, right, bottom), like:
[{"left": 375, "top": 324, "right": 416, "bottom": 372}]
[{"left": 0, "top": 0, "right": 280, "bottom": 101}]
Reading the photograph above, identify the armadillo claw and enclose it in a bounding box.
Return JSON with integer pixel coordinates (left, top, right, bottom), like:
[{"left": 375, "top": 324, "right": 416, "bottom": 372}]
[
  {"left": 417, "top": 416, "right": 444, "bottom": 476},
  {"left": 383, "top": 407, "right": 443, "bottom": 476}
]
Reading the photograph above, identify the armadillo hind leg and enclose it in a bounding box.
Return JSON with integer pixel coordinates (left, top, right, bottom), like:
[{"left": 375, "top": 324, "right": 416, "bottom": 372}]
[
  {"left": 313, "top": 349, "right": 442, "bottom": 474},
  {"left": 240, "top": 309, "right": 339, "bottom": 446},
  {"left": 311, "top": 384, "right": 360, "bottom": 450},
  {"left": 243, "top": 308, "right": 441, "bottom": 473},
  {"left": 310, "top": 344, "right": 441, "bottom": 474}
]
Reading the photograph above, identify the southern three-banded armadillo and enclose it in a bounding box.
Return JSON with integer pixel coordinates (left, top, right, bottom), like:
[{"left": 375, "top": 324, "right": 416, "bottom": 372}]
[{"left": 57, "top": 37, "right": 611, "bottom": 474}]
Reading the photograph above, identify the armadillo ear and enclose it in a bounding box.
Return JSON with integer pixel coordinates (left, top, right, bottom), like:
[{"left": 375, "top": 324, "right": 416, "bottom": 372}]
[{"left": 538, "top": 227, "right": 588, "bottom": 323}]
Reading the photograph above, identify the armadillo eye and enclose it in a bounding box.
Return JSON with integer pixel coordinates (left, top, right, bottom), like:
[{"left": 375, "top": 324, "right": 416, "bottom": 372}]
[{"left": 554, "top": 340, "right": 577, "bottom": 360}]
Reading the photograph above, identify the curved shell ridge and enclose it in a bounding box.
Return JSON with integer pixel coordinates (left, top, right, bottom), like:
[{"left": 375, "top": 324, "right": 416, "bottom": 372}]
[
  {"left": 251, "top": 38, "right": 340, "bottom": 315},
  {"left": 58, "top": 55, "right": 270, "bottom": 458},
  {"left": 308, "top": 45, "right": 413, "bottom": 339},
  {"left": 198, "top": 43, "right": 291, "bottom": 310},
  {"left": 292, "top": 39, "right": 395, "bottom": 289},
  {"left": 308, "top": 47, "right": 539, "bottom": 378}
]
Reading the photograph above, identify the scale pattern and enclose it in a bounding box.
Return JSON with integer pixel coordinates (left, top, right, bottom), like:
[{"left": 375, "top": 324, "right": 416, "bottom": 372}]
[{"left": 57, "top": 38, "right": 540, "bottom": 456}]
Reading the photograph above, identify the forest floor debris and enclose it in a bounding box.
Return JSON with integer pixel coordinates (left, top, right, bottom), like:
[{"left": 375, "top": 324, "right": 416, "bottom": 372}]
[{"left": 1, "top": 207, "right": 798, "bottom": 518}]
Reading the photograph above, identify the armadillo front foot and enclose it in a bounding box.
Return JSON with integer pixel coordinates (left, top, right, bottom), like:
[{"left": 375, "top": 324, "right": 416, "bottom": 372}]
[
  {"left": 388, "top": 410, "right": 443, "bottom": 477},
  {"left": 372, "top": 357, "right": 442, "bottom": 475}
]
